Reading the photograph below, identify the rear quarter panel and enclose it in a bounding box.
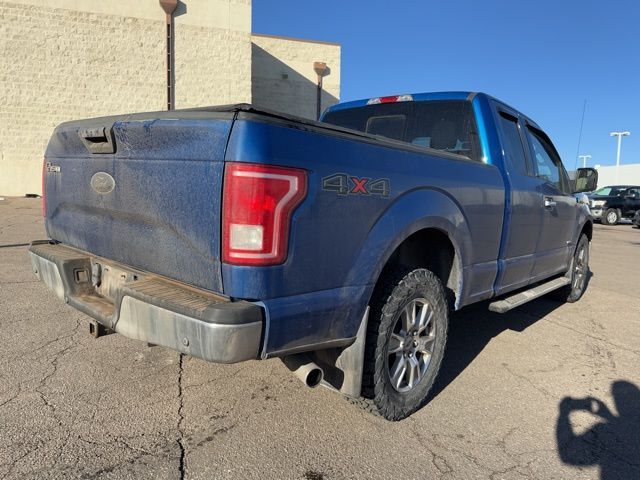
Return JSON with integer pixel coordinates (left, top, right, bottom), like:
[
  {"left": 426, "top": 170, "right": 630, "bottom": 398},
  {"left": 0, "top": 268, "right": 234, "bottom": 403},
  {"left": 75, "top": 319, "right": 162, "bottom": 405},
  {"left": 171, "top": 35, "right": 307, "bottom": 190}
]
[{"left": 224, "top": 116, "right": 505, "bottom": 355}]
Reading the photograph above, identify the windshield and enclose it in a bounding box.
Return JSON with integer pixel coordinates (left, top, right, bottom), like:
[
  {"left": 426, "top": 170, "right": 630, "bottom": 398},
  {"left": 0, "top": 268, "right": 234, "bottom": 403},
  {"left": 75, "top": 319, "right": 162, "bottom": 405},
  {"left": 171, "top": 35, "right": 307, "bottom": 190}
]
[
  {"left": 322, "top": 100, "right": 480, "bottom": 162},
  {"left": 593, "top": 187, "right": 624, "bottom": 196}
]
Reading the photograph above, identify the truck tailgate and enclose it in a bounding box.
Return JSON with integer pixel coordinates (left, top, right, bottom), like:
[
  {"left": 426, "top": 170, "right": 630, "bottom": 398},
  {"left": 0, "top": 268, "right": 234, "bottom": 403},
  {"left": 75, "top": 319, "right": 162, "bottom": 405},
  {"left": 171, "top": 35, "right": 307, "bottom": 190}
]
[{"left": 44, "top": 110, "right": 235, "bottom": 293}]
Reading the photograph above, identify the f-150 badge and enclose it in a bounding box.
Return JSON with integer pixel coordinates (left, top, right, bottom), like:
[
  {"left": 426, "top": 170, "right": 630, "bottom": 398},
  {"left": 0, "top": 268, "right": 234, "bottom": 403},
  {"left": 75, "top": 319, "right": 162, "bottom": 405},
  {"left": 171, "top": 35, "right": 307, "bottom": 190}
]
[{"left": 322, "top": 173, "right": 390, "bottom": 197}]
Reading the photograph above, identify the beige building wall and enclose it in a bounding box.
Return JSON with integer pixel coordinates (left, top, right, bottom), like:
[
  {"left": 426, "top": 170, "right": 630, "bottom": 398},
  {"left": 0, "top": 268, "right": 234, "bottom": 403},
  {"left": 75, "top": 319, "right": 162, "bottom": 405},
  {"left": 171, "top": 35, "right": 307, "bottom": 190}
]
[
  {"left": 173, "top": 0, "right": 251, "bottom": 108},
  {"left": 0, "top": 0, "right": 340, "bottom": 197},
  {"left": 251, "top": 34, "right": 340, "bottom": 120},
  {"left": 594, "top": 163, "right": 640, "bottom": 187},
  {"left": 0, "top": 0, "right": 252, "bottom": 196}
]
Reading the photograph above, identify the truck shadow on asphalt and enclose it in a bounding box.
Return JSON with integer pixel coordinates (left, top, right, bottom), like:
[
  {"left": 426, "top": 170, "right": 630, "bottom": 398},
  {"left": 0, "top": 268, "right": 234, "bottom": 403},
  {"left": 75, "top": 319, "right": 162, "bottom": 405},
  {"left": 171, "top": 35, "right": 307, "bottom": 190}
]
[
  {"left": 430, "top": 272, "right": 594, "bottom": 402},
  {"left": 429, "top": 295, "right": 568, "bottom": 401},
  {"left": 428, "top": 275, "right": 640, "bottom": 478}
]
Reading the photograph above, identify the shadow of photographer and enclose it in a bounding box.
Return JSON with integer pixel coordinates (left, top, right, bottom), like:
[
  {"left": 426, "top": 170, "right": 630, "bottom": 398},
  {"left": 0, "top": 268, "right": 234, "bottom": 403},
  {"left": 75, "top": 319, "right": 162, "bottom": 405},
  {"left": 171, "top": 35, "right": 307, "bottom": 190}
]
[{"left": 556, "top": 381, "right": 640, "bottom": 479}]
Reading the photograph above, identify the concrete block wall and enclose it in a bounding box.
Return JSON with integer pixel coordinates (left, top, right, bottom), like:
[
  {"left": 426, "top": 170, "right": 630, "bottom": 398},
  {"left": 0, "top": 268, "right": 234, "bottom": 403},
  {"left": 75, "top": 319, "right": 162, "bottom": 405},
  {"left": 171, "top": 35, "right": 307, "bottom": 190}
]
[
  {"left": 251, "top": 34, "right": 341, "bottom": 120},
  {"left": 174, "top": 0, "right": 251, "bottom": 108},
  {"left": 175, "top": 26, "right": 251, "bottom": 109},
  {"left": 0, "top": 0, "right": 252, "bottom": 196}
]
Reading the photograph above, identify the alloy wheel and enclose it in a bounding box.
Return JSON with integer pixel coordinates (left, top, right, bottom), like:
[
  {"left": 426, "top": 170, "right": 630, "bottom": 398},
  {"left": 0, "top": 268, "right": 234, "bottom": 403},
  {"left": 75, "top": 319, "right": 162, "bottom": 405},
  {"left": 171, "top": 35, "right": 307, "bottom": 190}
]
[
  {"left": 572, "top": 242, "right": 589, "bottom": 295},
  {"left": 386, "top": 298, "right": 436, "bottom": 393}
]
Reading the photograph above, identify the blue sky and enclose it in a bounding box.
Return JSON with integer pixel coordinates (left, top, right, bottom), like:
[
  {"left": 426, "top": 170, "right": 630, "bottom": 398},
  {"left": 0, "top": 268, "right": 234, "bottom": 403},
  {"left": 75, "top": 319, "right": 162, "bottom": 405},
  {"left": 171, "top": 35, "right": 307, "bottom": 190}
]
[{"left": 253, "top": 0, "right": 639, "bottom": 169}]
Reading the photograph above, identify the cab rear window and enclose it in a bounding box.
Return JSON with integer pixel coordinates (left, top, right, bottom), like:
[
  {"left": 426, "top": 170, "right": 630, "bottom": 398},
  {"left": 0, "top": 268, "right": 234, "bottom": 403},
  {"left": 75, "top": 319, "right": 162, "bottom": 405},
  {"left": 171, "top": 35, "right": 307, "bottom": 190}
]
[{"left": 322, "top": 100, "right": 481, "bottom": 162}]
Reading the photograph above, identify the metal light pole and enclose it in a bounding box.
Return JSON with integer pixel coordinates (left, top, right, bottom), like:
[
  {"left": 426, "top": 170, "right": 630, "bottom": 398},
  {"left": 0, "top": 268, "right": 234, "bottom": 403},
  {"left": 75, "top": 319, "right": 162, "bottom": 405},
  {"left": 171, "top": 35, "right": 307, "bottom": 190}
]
[
  {"left": 610, "top": 131, "right": 630, "bottom": 184},
  {"left": 159, "top": 0, "right": 178, "bottom": 110},
  {"left": 578, "top": 154, "right": 591, "bottom": 168},
  {"left": 610, "top": 131, "right": 630, "bottom": 167},
  {"left": 313, "top": 62, "right": 328, "bottom": 121}
]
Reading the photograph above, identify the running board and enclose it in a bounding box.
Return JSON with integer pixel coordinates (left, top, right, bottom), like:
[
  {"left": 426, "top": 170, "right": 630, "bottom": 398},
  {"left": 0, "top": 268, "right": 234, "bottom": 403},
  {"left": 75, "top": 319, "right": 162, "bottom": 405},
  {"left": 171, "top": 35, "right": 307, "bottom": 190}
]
[{"left": 488, "top": 277, "right": 571, "bottom": 313}]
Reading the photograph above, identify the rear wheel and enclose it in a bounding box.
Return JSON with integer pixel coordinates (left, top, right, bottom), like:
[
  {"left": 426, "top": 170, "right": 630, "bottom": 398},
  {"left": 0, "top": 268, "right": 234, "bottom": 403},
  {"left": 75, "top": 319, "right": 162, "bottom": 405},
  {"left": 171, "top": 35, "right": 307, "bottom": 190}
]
[
  {"left": 601, "top": 208, "right": 619, "bottom": 225},
  {"left": 359, "top": 268, "right": 448, "bottom": 421},
  {"left": 551, "top": 234, "right": 590, "bottom": 303}
]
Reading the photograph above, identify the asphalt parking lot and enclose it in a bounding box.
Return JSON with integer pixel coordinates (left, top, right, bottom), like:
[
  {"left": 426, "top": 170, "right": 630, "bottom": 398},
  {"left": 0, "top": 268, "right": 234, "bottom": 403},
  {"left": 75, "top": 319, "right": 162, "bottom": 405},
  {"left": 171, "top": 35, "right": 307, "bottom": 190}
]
[{"left": 1, "top": 197, "right": 639, "bottom": 480}]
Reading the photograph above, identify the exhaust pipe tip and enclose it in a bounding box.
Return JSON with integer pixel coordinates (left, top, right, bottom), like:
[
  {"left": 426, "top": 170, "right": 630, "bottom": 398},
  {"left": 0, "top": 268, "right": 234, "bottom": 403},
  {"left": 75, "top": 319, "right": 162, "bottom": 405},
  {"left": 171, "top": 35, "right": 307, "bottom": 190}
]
[
  {"left": 304, "top": 366, "right": 324, "bottom": 388},
  {"left": 282, "top": 354, "right": 324, "bottom": 388}
]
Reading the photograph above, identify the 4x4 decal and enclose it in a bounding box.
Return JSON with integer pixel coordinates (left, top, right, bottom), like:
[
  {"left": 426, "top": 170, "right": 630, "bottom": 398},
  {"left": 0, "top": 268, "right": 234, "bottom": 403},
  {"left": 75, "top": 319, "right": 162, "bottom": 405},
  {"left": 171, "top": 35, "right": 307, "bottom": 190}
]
[{"left": 322, "top": 173, "right": 390, "bottom": 197}]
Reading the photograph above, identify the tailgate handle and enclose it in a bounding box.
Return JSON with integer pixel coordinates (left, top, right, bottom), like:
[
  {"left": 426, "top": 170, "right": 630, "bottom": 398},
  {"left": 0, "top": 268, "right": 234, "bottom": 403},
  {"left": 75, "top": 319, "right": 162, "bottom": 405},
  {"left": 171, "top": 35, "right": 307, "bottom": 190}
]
[{"left": 79, "top": 127, "right": 116, "bottom": 154}]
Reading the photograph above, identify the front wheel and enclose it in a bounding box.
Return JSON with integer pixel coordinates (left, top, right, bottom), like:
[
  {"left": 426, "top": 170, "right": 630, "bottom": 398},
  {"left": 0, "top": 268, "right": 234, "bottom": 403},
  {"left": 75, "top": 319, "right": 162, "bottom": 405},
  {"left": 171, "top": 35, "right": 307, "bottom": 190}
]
[
  {"left": 359, "top": 268, "right": 448, "bottom": 420},
  {"left": 551, "top": 234, "right": 590, "bottom": 303},
  {"left": 601, "top": 208, "right": 619, "bottom": 225}
]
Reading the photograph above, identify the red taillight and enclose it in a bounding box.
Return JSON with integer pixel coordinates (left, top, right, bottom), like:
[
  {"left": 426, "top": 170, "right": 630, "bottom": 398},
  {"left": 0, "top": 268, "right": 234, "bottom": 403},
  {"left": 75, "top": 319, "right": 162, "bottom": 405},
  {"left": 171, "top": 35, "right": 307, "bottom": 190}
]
[
  {"left": 41, "top": 158, "right": 46, "bottom": 217},
  {"left": 222, "top": 162, "right": 307, "bottom": 266}
]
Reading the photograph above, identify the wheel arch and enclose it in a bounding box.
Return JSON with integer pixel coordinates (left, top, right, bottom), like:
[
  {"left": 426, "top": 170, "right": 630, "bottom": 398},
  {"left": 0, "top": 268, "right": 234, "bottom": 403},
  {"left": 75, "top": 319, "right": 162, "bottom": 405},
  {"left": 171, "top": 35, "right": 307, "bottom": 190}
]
[
  {"left": 347, "top": 189, "right": 472, "bottom": 315},
  {"left": 372, "top": 227, "right": 463, "bottom": 311},
  {"left": 581, "top": 219, "right": 593, "bottom": 241}
]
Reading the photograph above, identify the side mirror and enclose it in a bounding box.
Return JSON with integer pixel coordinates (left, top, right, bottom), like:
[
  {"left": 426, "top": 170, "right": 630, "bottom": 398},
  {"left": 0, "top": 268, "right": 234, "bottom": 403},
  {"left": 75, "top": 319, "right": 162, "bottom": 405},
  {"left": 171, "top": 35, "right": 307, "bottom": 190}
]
[{"left": 573, "top": 168, "right": 598, "bottom": 193}]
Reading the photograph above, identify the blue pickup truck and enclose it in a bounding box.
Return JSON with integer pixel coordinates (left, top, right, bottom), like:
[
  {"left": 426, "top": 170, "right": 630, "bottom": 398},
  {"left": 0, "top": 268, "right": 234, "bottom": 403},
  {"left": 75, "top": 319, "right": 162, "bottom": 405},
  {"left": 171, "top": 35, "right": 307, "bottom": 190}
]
[{"left": 31, "top": 92, "right": 597, "bottom": 420}]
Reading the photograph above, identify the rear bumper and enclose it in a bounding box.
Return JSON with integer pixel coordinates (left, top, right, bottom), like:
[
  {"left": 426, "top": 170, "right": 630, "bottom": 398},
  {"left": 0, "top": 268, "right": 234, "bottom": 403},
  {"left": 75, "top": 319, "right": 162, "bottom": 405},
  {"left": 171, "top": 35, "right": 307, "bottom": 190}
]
[{"left": 29, "top": 241, "right": 263, "bottom": 364}]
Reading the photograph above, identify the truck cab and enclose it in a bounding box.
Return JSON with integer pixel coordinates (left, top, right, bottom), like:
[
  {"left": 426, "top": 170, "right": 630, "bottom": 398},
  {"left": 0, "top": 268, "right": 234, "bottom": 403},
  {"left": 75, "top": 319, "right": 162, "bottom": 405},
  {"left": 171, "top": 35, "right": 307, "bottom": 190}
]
[{"left": 322, "top": 93, "right": 590, "bottom": 298}]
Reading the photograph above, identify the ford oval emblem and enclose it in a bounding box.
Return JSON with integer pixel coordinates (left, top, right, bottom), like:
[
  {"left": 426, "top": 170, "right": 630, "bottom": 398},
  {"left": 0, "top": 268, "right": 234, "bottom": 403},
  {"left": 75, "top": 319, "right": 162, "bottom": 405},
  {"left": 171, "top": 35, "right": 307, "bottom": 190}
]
[{"left": 90, "top": 172, "right": 115, "bottom": 195}]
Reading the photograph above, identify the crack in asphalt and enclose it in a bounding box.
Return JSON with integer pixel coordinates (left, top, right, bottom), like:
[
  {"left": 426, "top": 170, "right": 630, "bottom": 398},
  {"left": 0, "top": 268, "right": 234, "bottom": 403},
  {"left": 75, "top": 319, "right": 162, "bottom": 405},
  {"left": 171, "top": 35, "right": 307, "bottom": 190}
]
[
  {"left": 409, "top": 420, "right": 549, "bottom": 479},
  {"left": 2, "top": 318, "right": 82, "bottom": 478},
  {"left": 0, "top": 280, "right": 39, "bottom": 285},
  {"left": 528, "top": 312, "right": 640, "bottom": 357},
  {"left": 34, "top": 318, "right": 82, "bottom": 415},
  {"left": 501, "top": 363, "right": 553, "bottom": 398},
  {"left": 182, "top": 363, "right": 252, "bottom": 392},
  {"left": 177, "top": 353, "right": 186, "bottom": 480}
]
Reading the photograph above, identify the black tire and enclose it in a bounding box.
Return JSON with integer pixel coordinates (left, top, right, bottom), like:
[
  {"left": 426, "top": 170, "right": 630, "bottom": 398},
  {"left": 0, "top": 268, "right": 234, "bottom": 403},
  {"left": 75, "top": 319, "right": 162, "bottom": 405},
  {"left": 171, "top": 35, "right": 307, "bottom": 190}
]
[
  {"left": 601, "top": 208, "right": 619, "bottom": 225},
  {"left": 358, "top": 268, "right": 448, "bottom": 421},
  {"left": 551, "top": 234, "right": 590, "bottom": 303}
]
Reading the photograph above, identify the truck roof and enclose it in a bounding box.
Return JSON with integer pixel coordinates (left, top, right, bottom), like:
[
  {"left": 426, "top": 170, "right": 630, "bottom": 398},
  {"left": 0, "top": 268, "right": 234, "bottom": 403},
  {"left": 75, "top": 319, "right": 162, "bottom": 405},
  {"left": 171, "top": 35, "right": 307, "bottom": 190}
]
[
  {"left": 325, "top": 91, "right": 477, "bottom": 113},
  {"left": 324, "top": 91, "right": 543, "bottom": 133}
]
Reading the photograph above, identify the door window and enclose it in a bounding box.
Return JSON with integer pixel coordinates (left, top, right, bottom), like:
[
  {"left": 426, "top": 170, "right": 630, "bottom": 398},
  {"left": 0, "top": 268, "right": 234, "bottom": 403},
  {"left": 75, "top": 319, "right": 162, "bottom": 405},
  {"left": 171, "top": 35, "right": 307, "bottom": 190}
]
[
  {"left": 526, "top": 127, "right": 569, "bottom": 193},
  {"left": 626, "top": 188, "right": 640, "bottom": 198},
  {"left": 498, "top": 112, "right": 530, "bottom": 176}
]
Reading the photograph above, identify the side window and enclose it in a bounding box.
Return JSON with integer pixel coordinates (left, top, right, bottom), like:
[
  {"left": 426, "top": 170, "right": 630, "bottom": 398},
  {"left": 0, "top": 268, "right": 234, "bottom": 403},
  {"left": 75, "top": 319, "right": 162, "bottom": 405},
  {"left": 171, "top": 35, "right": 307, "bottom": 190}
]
[
  {"left": 498, "top": 112, "right": 530, "bottom": 176},
  {"left": 526, "top": 128, "right": 567, "bottom": 193}
]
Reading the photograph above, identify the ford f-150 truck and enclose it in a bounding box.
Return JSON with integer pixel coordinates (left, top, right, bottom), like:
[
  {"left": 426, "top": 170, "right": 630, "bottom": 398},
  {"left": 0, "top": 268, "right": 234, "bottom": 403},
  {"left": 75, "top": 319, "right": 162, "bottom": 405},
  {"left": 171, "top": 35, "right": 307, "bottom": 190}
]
[{"left": 31, "top": 92, "right": 598, "bottom": 420}]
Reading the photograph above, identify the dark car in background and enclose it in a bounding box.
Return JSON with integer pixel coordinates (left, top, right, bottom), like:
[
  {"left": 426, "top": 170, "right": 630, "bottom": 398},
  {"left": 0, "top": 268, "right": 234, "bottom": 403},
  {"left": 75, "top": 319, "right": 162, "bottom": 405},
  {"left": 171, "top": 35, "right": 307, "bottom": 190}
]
[{"left": 589, "top": 185, "right": 640, "bottom": 225}]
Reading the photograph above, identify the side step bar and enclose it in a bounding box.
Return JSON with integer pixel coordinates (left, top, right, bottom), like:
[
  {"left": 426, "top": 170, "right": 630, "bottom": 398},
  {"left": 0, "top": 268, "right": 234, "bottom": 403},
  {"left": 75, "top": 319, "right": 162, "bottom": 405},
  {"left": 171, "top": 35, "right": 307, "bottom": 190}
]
[{"left": 488, "top": 277, "right": 570, "bottom": 313}]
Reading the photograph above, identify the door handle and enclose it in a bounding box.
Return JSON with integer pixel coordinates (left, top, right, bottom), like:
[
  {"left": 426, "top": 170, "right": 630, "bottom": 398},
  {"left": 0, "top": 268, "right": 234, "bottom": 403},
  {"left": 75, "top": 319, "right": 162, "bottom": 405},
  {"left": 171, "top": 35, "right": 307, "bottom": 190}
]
[{"left": 544, "top": 197, "right": 557, "bottom": 209}]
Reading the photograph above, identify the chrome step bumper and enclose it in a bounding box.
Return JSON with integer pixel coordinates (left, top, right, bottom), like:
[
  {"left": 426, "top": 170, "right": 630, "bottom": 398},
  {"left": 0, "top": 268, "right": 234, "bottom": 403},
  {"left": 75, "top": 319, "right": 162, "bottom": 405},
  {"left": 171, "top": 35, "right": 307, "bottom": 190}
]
[{"left": 29, "top": 241, "right": 263, "bottom": 364}]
